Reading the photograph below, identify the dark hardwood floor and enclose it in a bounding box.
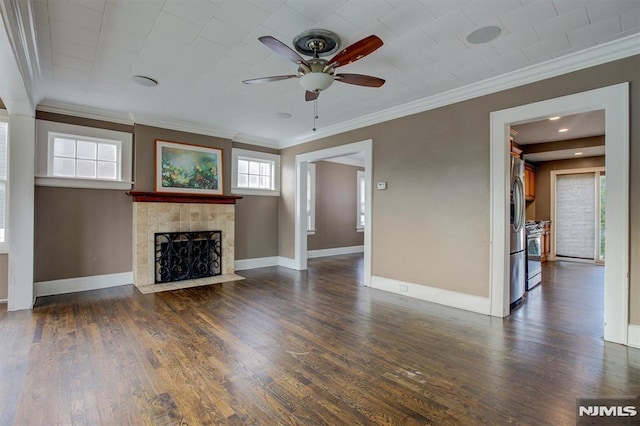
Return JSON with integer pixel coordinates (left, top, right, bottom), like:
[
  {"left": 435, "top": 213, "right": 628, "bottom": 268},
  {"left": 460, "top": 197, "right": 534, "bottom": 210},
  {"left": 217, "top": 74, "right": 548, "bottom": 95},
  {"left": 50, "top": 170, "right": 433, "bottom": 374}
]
[{"left": 0, "top": 255, "right": 638, "bottom": 425}]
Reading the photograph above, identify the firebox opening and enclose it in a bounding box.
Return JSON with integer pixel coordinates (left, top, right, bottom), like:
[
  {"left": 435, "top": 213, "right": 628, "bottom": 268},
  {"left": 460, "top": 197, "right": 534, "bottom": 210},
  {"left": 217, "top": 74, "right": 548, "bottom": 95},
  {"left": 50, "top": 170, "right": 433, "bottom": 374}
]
[{"left": 154, "top": 231, "right": 222, "bottom": 284}]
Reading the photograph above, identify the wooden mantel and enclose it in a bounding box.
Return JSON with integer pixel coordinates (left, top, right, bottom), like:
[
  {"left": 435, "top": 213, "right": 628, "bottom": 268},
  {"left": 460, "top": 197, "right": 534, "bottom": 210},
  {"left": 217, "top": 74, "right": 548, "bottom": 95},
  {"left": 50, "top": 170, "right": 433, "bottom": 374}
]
[{"left": 126, "top": 191, "right": 243, "bottom": 204}]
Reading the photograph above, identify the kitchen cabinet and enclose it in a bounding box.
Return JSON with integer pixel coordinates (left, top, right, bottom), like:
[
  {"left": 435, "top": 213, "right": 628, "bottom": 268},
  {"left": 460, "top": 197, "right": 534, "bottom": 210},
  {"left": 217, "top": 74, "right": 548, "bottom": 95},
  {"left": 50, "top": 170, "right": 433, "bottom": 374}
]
[{"left": 524, "top": 163, "right": 536, "bottom": 201}]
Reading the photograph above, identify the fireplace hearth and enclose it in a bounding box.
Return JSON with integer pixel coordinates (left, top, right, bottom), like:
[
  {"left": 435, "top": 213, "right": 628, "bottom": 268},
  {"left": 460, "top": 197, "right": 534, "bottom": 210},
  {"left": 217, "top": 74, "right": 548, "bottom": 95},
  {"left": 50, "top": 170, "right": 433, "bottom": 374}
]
[{"left": 155, "top": 231, "right": 221, "bottom": 284}]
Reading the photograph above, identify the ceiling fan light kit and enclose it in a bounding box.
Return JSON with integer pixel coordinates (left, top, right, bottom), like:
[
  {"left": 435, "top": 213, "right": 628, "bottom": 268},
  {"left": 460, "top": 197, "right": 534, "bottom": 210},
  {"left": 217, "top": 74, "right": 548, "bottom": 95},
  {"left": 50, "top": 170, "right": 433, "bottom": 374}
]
[{"left": 242, "top": 29, "right": 385, "bottom": 131}]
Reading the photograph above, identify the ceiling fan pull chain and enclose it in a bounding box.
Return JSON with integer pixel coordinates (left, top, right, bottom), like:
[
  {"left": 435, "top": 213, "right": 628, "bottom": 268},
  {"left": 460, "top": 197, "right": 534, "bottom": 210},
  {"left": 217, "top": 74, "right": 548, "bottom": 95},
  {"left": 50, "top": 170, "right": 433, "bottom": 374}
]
[{"left": 313, "top": 98, "right": 318, "bottom": 131}]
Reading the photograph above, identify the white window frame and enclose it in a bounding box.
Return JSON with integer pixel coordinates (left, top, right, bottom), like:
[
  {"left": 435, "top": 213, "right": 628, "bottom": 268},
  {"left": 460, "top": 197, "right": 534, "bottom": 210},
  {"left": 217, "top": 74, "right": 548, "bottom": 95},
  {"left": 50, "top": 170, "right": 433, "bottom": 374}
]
[
  {"left": 0, "top": 112, "right": 9, "bottom": 252},
  {"left": 356, "top": 169, "right": 365, "bottom": 232},
  {"left": 307, "top": 162, "right": 316, "bottom": 235},
  {"left": 231, "top": 148, "right": 280, "bottom": 196},
  {"left": 47, "top": 132, "right": 122, "bottom": 181},
  {"left": 35, "top": 120, "right": 133, "bottom": 190}
]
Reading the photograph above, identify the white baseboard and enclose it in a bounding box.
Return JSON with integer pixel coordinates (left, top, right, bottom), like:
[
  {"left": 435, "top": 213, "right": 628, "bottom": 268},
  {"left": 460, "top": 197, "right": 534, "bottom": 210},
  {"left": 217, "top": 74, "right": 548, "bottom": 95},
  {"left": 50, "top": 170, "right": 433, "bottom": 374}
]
[
  {"left": 34, "top": 271, "right": 133, "bottom": 297},
  {"left": 277, "top": 256, "right": 302, "bottom": 270},
  {"left": 307, "top": 245, "right": 364, "bottom": 258},
  {"left": 370, "top": 275, "right": 491, "bottom": 315},
  {"left": 234, "top": 256, "right": 280, "bottom": 271},
  {"left": 628, "top": 324, "right": 640, "bottom": 348},
  {"left": 234, "top": 256, "right": 308, "bottom": 271}
]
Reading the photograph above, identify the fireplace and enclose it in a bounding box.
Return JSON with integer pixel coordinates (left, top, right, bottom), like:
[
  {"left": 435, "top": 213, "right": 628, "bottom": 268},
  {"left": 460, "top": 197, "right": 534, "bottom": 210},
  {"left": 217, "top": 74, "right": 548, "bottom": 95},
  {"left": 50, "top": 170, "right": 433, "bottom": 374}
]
[
  {"left": 128, "top": 192, "right": 242, "bottom": 291},
  {"left": 155, "top": 231, "right": 221, "bottom": 283}
]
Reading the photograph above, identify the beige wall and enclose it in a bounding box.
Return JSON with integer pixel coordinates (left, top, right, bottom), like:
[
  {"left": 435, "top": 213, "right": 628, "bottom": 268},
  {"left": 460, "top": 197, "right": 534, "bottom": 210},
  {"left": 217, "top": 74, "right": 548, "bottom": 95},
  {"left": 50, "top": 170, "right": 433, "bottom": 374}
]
[
  {"left": 34, "top": 187, "right": 132, "bottom": 281},
  {"left": 308, "top": 161, "right": 364, "bottom": 251},
  {"left": 528, "top": 156, "right": 605, "bottom": 222},
  {"left": 279, "top": 55, "right": 639, "bottom": 305}
]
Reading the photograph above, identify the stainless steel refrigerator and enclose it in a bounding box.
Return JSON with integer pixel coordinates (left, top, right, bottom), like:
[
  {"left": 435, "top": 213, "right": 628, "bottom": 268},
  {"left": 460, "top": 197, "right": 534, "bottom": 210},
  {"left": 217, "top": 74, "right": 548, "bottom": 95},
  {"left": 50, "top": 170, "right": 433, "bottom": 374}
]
[{"left": 509, "top": 156, "right": 526, "bottom": 307}]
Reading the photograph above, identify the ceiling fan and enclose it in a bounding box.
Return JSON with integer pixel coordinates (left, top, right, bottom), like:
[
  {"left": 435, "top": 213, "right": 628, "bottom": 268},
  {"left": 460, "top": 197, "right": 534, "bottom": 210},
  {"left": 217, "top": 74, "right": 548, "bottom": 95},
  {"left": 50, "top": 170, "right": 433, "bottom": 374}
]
[{"left": 242, "top": 29, "right": 385, "bottom": 102}]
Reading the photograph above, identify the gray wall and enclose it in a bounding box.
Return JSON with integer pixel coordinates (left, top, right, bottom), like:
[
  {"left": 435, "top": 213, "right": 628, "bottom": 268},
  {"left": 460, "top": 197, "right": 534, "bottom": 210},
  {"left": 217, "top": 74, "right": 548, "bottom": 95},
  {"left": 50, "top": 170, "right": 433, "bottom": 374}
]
[
  {"left": 34, "top": 114, "right": 134, "bottom": 282},
  {"left": 133, "top": 125, "right": 279, "bottom": 260},
  {"left": 34, "top": 187, "right": 132, "bottom": 281},
  {"left": 279, "top": 55, "right": 640, "bottom": 305},
  {"left": 33, "top": 121, "right": 281, "bottom": 283},
  {"left": 308, "top": 161, "right": 364, "bottom": 251}
]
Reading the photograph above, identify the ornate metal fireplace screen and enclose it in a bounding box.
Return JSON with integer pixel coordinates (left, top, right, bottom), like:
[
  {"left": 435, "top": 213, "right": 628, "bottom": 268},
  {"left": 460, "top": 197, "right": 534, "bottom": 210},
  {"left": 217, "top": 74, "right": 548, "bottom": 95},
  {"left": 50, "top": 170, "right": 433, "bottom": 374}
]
[{"left": 154, "top": 231, "right": 222, "bottom": 284}]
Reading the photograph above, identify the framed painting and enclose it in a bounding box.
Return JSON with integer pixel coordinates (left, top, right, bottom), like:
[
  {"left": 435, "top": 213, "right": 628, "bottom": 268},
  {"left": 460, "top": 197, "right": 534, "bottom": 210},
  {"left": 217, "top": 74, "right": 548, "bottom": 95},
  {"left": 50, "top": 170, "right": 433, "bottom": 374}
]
[{"left": 155, "top": 140, "right": 223, "bottom": 195}]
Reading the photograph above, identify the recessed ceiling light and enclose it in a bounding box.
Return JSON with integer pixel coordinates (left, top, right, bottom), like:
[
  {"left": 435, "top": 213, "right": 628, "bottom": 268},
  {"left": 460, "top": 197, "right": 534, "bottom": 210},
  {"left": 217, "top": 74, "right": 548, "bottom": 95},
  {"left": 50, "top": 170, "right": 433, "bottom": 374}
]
[
  {"left": 276, "top": 112, "right": 292, "bottom": 119},
  {"left": 574, "top": 152, "right": 583, "bottom": 156},
  {"left": 549, "top": 116, "right": 561, "bottom": 120},
  {"left": 131, "top": 75, "right": 158, "bottom": 87},
  {"left": 558, "top": 128, "right": 569, "bottom": 132},
  {"left": 466, "top": 26, "right": 501, "bottom": 44}
]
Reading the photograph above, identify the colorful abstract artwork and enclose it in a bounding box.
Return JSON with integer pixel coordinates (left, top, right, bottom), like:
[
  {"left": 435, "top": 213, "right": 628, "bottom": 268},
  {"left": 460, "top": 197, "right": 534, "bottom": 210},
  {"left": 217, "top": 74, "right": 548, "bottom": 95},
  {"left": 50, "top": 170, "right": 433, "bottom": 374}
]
[{"left": 155, "top": 140, "right": 223, "bottom": 195}]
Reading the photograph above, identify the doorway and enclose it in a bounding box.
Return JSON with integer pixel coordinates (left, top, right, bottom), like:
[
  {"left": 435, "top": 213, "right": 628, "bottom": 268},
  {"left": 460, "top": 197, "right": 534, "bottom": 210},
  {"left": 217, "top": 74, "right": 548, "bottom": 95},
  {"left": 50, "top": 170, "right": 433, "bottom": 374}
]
[
  {"left": 489, "top": 83, "right": 629, "bottom": 345},
  {"left": 294, "top": 139, "right": 372, "bottom": 286}
]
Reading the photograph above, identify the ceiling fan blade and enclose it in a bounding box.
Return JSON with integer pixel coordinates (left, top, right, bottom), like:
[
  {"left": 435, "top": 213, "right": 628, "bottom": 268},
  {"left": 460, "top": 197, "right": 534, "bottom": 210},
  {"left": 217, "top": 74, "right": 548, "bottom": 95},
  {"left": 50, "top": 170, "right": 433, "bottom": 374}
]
[
  {"left": 328, "top": 35, "right": 383, "bottom": 68},
  {"left": 259, "top": 36, "right": 309, "bottom": 67},
  {"left": 242, "top": 75, "right": 298, "bottom": 84},
  {"left": 305, "top": 91, "right": 319, "bottom": 102},
  {"left": 335, "top": 73, "right": 385, "bottom": 87}
]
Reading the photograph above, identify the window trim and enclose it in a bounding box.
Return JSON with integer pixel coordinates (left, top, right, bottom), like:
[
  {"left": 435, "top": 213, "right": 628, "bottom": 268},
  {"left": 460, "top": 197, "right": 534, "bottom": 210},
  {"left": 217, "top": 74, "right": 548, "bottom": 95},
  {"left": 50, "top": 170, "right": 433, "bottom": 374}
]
[
  {"left": 231, "top": 148, "right": 280, "bottom": 196},
  {"left": 356, "top": 169, "right": 365, "bottom": 232},
  {"left": 35, "top": 120, "right": 133, "bottom": 190},
  {"left": 307, "top": 162, "right": 316, "bottom": 235},
  {"left": 0, "top": 112, "right": 9, "bottom": 252},
  {"left": 48, "top": 132, "right": 122, "bottom": 181}
]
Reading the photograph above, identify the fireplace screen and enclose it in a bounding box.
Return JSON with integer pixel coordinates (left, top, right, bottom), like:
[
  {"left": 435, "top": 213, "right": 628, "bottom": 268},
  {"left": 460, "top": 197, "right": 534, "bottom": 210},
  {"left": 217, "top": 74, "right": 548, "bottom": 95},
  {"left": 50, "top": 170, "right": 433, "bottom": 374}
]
[{"left": 154, "top": 231, "right": 222, "bottom": 284}]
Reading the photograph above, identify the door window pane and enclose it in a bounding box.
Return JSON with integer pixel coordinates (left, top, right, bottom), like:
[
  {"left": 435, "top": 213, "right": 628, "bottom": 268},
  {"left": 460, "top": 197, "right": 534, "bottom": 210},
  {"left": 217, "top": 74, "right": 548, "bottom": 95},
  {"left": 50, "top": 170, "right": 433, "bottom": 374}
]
[{"left": 556, "top": 173, "right": 596, "bottom": 259}]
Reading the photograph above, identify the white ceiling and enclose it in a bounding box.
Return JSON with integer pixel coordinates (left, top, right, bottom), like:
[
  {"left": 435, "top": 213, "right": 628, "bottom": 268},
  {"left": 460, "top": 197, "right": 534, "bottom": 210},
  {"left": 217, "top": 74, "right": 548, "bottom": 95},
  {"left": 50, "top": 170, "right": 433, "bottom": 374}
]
[
  {"left": 511, "top": 110, "right": 604, "bottom": 144},
  {"left": 16, "top": 1, "right": 640, "bottom": 145},
  {"left": 512, "top": 110, "right": 604, "bottom": 162}
]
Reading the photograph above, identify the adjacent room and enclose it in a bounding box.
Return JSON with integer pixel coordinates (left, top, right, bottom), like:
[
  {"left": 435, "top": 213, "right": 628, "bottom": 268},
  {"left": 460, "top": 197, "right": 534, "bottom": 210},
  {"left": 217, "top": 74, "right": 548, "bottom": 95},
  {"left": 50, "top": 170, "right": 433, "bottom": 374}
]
[{"left": 0, "top": 1, "right": 638, "bottom": 424}]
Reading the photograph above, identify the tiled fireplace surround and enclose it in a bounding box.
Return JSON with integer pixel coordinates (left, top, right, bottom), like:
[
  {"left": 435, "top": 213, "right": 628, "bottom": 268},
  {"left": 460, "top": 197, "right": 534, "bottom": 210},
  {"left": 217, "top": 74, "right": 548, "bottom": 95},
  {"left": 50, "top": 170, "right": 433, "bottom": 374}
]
[{"left": 132, "top": 201, "right": 236, "bottom": 291}]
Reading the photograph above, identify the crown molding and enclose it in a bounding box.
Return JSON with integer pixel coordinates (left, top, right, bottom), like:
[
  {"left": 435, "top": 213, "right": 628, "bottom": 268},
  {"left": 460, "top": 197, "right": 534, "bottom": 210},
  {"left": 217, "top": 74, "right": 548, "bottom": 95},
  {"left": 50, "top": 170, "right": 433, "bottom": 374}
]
[
  {"left": 232, "top": 133, "right": 280, "bottom": 149},
  {"left": 131, "top": 113, "right": 241, "bottom": 140},
  {"left": 0, "top": 0, "right": 36, "bottom": 115},
  {"left": 37, "top": 100, "right": 134, "bottom": 125},
  {"left": 278, "top": 32, "right": 640, "bottom": 149}
]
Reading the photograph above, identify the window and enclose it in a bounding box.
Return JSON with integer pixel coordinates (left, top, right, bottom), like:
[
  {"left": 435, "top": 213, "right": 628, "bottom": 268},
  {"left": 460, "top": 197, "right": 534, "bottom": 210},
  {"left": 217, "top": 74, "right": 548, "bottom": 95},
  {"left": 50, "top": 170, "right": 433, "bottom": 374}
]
[
  {"left": 237, "top": 158, "right": 273, "bottom": 189},
  {"left": 356, "top": 170, "right": 365, "bottom": 231},
  {"left": 231, "top": 148, "right": 280, "bottom": 196},
  {"left": 50, "top": 133, "right": 120, "bottom": 180},
  {"left": 307, "top": 163, "right": 316, "bottom": 235},
  {"left": 35, "top": 120, "right": 133, "bottom": 190},
  {"left": 0, "top": 116, "right": 8, "bottom": 245}
]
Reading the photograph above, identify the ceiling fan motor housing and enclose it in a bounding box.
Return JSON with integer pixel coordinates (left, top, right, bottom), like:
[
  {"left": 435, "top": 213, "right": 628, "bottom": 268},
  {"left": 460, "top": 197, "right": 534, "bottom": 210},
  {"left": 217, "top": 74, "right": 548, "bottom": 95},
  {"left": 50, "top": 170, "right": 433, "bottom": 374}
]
[{"left": 293, "top": 29, "right": 341, "bottom": 57}]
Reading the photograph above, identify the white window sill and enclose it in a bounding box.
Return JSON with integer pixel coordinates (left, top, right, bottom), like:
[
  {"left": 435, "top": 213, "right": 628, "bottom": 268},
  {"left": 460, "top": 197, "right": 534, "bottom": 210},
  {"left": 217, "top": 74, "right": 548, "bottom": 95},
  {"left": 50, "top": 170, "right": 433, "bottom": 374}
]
[
  {"left": 356, "top": 227, "right": 364, "bottom": 233},
  {"left": 35, "top": 176, "right": 133, "bottom": 190},
  {"left": 307, "top": 229, "right": 316, "bottom": 235},
  {"left": 231, "top": 187, "right": 280, "bottom": 197}
]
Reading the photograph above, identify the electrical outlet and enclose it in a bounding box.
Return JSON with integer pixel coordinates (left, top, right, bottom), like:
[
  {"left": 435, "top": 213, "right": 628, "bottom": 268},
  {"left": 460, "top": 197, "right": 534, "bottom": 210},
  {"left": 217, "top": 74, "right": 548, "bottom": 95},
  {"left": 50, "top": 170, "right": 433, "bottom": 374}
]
[{"left": 399, "top": 285, "right": 408, "bottom": 292}]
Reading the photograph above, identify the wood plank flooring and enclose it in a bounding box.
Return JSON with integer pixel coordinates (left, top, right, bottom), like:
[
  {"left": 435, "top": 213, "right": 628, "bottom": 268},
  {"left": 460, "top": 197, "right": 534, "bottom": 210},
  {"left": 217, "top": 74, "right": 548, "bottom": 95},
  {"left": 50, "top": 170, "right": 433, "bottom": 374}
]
[{"left": 1, "top": 255, "right": 638, "bottom": 425}]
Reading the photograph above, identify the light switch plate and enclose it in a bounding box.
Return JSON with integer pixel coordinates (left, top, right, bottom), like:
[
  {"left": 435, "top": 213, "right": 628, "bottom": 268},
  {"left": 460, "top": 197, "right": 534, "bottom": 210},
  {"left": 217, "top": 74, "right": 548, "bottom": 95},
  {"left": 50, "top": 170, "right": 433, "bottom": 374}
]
[{"left": 377, "top": 181, "right": 387, "bottom": 190}]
